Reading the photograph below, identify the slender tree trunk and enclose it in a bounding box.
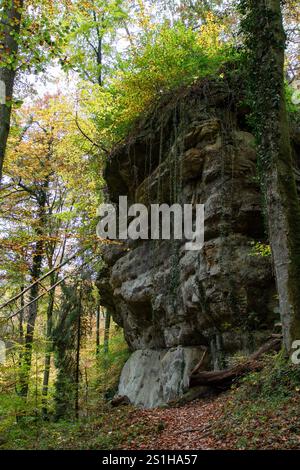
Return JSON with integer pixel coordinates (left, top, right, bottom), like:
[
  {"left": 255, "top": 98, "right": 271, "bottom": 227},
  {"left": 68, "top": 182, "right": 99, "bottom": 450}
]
[
  {"left": 75, "top": 290, "right": 82, "bottom": 420},
  {"left": 41, "top": 273, "right": 55, "bottom": 418},
  {"left": 18, "top": 283, "right": 24, "bottom": 366},
  {"left": 19, "top": 241, "right": 43, "bottom": 397},
  {"left": 93, "top": 10, "right": 103, "bottom": 86},
  {"left": 96, "top": 302, "right": 101, "bottom": 356},
  {"left": 0, "top": 0, "right": 24, "bottom": 181},
  {"left": 97, "top": 35, "right": 103, "bottom": 86},
  {"left": 103, "top": 310, "right": 111, "bottom": 354},
  {"left": 84, "top": 366, "right": 89, "bottom": 416},
  {"left": 41, "top": 235, "right": 67, "bottom": 418},
  {"left": 20, "top": 199, "right": 46, "bottom": 397},
  {"left": 242, "top": 0, "right": 300, "bottom": 353}
]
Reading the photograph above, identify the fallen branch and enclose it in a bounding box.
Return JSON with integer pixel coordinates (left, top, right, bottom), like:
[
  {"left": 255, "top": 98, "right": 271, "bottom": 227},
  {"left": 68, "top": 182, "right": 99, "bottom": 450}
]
[
  {"left": 191, "top": 349, "right": 207, "bottom": 376},
  {"left": 190, "top": 338, "right": 281, "bottom": 388},
  {"left": 175, "top": 424, "right": 212, "bottom": 435}
]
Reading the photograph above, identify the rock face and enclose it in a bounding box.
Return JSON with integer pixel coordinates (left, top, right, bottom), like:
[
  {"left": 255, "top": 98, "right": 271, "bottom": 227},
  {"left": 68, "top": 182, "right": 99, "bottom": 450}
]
[
  {"left": 97, "top": 79, "right": 279, "bottom": 407},
  {"left": 118, "top": 346, "right": 206, "bottom": 408}
]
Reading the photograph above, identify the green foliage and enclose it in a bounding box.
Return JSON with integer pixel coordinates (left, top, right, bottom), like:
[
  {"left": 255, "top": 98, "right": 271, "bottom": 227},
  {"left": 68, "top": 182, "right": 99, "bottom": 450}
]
[
  {"left": 250, "top": 241, "right": 271, "bottom": 257},
  {"left": 3, "top": 0, "right": 300, "bottom": 453},
  {"left": 82, "top": 19, "right": 239, "bottom": 147},
  {"left": 285, "top": 83, "right": 300, "bottom": 124},
  {"left": 64, "top": 0, "right": 128, "bottom": 84},
  {"left": 0, "top": 325, "right": 134, "bottom": 450},
  {"left": 0, "top": 1, "right": 71, "bottom": 74},
  {"left": 96, "top": 325, "right": 130, "bottom": 399},
  {"left": 238, "top": 353, "right": 300, "bottom": 400},
  {"left": 0, "top": 401, "right": 150, "bottom": 450}
]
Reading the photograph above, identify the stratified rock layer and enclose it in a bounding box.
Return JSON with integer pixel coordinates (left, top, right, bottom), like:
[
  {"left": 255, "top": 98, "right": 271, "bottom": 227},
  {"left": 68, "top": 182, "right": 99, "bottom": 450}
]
[{"left": 97, "top": 79, "right": 279, "bottom": 407}]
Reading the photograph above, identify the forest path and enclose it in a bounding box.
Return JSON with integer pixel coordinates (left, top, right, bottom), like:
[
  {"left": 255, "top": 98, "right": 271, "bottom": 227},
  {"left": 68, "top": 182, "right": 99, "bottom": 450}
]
[{"left": 125, "top": 396, "right": 226, "bottom": 450}]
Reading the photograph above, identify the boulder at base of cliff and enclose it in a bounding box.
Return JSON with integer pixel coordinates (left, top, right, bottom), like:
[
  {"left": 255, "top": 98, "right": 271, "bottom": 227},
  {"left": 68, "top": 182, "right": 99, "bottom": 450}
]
[{"left": 118, "top": 346, "right": 206, "bottom": 408}]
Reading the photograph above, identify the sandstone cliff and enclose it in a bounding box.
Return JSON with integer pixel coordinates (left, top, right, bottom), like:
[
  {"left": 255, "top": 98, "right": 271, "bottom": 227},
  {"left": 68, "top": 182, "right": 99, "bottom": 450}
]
[{"left": 97, "top": 78, "right": 288, "bottom": 407}]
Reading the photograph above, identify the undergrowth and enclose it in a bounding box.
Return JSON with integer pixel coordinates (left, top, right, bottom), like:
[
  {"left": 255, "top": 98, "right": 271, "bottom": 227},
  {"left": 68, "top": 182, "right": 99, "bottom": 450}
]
[
  {"left": 0, "top": 326, "right": 144, "bottom": 450},
  {"left": 213, "top": 353, "right": 300, "bottom": 449}
]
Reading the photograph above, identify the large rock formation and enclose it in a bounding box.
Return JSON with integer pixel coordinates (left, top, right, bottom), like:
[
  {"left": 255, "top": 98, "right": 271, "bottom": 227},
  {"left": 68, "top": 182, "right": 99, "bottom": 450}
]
[{"left": 97, "top": 78, "right": 280, "bottom": 407}]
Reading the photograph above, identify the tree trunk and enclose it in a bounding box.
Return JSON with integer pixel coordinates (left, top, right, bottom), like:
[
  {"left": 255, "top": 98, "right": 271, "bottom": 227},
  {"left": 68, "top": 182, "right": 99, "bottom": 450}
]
[
  {"left": 19, "top": 241, "right": 43, "bottom": 397},
  {"left": 20, "top": 201, "right": 46, "bottom": 398},
  {"left": 75, "top": 291, "right": 82, "bottom": 420},
  {"left": 18, "top": 282, "right": 24, "bottom": 366},
  {"left": 242, "top": 0, "right": 300, "bottom": 353},
  {"left": 92, "top": 10, "right": 103, "bottom": 86},
  {"left": 0, "top": 0, "right": 24, "bottom": 181},
  {"left": 103, "top": 310, "right": 111, "bottom": 354},
  {"left": 41, "top": 273, "right": 55, "bottom": 418},
  {"left": 96, "top": 302, "right": 101, "bottom": 356},
  {"left": 41, "top": 236, "right": 67, "bottom": 418}
]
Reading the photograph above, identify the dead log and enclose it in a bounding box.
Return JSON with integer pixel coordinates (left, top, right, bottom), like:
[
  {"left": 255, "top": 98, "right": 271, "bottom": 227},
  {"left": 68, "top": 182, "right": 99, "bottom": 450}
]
[{"left": 190, "top": 338, "right": 281, "bottom": 388}]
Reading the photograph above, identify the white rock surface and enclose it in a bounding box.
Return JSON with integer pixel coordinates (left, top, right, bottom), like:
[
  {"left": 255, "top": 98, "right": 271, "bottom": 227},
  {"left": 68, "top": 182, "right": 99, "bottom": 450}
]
[{"left": 118, "top": 346, "right": 204, "bottom": 408}]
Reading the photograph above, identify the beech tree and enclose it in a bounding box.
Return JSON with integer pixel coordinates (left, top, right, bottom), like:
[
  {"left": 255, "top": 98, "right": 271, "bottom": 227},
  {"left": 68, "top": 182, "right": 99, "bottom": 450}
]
[
  {"left": 66, "top": 0, "right": 128, "bottom": 86},
  {"left": 0, "top": 0, "right": 79, "bottom": 182}
]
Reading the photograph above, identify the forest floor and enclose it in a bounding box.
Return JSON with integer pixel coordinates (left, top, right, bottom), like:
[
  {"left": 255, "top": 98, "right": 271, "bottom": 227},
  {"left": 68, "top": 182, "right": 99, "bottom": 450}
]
[
  {"left": 2, "top": 388, "right": 299, "bottom": 450},
  {"left": 123, "top": 396, "right": 224, "bottom": 450},
  {"left": 1, "top": 351, "right": 300, "bottom": 450},
  {"left": 124, "top": 390, "right": 300, "bottom": 450},
  {"left": 123, "top": 356, "right": 300, "bottom": 450}
]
